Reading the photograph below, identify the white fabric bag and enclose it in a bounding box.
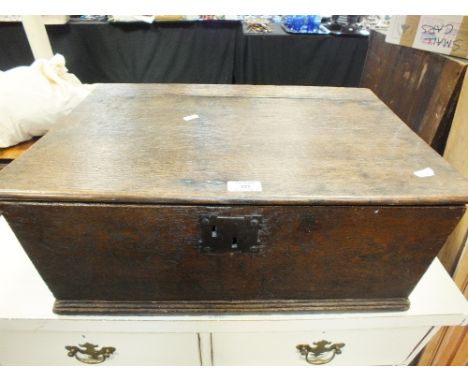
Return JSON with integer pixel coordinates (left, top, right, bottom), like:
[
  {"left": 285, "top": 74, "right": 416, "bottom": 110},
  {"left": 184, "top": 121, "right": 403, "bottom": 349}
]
[{"left": 0, "top": 54, "right": 93, "bottom": 148}]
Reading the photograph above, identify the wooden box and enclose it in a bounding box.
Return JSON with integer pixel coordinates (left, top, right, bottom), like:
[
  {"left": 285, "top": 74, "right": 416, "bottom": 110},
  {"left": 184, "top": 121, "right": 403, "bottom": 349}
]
[{"left": 0, "top": 84, "right": 467, "bottom": 315}]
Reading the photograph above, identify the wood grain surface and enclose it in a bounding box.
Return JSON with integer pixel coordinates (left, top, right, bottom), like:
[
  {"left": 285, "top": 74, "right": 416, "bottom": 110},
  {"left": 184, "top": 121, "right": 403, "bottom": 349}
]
[
  {"left": 437, "top": 69, "right": 468, "bottom": 273},
  {"left": 418, "top": 69, "right": 468, "bottom": 365},
  {"left": 361, "top": 31, "right": 468, "bottom": 154},
  {"left": 444, "top": 68, "right": 468, "bottom": 180},
  {"left": 1, "top": 202, "right": 463, "bottom": 309},
  {"left": 0, "top": 84, "right": 467, "bottom": 206}
]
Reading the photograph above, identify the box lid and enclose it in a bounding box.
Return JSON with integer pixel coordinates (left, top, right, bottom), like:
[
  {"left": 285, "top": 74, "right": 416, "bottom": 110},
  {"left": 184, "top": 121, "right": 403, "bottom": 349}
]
[{"left": 0, "top": 84, "right": 467, "bottom": 206}]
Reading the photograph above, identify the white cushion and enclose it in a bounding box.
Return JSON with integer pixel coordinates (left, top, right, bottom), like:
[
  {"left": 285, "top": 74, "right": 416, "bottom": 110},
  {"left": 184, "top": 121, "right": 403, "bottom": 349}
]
[{"left": 0, "top": 54, "right": 94, "bottom": 148}]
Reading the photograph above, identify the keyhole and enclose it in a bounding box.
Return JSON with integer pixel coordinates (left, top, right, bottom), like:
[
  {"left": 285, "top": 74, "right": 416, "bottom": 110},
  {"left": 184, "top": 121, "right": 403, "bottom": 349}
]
[
  {"left": 231, "top": 237, "right": 238, "bottom": 249},
  {"left": 211, "top": 226, "right": 217, "bottom": 238}
]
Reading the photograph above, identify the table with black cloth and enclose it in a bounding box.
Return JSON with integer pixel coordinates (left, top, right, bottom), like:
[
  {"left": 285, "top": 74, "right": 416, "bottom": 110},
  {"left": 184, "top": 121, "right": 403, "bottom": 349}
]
[
  {"left": 0, "top": 20, "right": 368, "bottom": 86},
  {"left": 236, "top": 23, "right": 368, "bottom": 86}
]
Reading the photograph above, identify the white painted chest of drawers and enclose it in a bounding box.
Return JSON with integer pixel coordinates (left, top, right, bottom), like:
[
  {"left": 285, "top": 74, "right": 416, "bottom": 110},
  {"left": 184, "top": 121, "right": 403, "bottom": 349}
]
[{"left": 0, "top": 217, "right": 466, "bottom": 366}]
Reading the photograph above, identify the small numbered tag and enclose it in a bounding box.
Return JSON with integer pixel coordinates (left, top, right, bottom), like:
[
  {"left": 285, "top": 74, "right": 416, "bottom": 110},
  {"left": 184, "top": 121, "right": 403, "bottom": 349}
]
[
  {"left": 227, "top": 181, "right": 262, "bottom": 192},
  {"left": 183, "top": 114, "right": 199, "bottom": 121},
  {"left": 414, "top": 167, "right": 435, "bottom": 178}
]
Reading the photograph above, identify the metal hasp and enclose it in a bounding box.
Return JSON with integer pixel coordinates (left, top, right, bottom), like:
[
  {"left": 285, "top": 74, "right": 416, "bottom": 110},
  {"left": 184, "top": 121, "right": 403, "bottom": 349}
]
[{"left": 200, "top": 215, "right": 263, "bottom": 253}]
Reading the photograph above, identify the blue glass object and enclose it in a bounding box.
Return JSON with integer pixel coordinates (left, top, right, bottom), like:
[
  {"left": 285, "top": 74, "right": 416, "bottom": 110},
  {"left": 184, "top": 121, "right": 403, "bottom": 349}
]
[
  {"left": 291, "top": 15, "right": 305, "bottom": 32},
  {"left": 283, "top": 15, "right": 322, "bottom": 34},
  {"left": 307, "top": 15, "right": 321, "bottom": 33}
]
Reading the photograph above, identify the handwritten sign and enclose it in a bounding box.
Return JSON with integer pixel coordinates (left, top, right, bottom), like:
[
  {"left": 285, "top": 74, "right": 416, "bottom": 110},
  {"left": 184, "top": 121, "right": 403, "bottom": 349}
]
[
  {"left": 413, "top": 16, "right": 464, "bottom": 55},
  {"left": 385, "top": 16, "right": 467, "bottom": 59}
]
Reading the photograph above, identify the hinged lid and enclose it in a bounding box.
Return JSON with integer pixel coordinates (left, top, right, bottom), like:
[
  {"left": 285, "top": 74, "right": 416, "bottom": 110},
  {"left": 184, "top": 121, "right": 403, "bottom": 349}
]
[{"left": 0, "top": 84, "right": 467, "bottom": 205}]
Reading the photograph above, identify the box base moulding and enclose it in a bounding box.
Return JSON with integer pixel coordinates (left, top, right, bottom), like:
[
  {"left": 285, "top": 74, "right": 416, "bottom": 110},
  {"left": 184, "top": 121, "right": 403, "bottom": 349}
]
[{"left": 53, "top": 298, "right": 410, "bottom": 315}]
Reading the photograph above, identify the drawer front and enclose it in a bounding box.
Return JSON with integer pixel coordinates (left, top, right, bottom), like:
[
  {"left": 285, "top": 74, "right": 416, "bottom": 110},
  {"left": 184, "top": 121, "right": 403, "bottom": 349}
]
[
  {"left": 2, "top": 203, "right": 462, "bottom": 304},
  {"left": 0, "top": 331, "right": 200, "bottom": 366},
  {"left": 212, "top": 327, "right": 430, "bottom": 366}
]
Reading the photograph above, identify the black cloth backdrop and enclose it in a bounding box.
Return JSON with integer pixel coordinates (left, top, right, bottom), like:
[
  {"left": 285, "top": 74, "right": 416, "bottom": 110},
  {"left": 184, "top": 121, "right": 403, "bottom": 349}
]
[
  {"left": 0, "top": 23, "right": 35, "bottom": 69},
  {"left": 237, "top": 24, "right": 368, "bottom": 86},
  {"left": 0, "top": 21, "right": 368, "bottom": 86},
  {"left": 47, "top": 21, "right": 242, "bottom": 83}
]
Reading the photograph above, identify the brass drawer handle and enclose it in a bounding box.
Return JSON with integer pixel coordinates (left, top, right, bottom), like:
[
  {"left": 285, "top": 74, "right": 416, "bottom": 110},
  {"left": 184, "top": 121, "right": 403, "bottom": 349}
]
[
  {"left": 65, "top": 342, "right": 116, "bottom": 364},
  {"left": 297, "top": 340, "right": 345, "bottom": 365}
]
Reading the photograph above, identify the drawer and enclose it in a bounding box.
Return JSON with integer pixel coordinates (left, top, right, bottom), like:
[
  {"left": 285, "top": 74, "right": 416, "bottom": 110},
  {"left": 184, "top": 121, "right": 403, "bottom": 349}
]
[
  {"left": 212, "top": 327, "right": 430, "bottom": 366},
  {"left": 0, "top": 331, "right": 200, "bottom": 366}
]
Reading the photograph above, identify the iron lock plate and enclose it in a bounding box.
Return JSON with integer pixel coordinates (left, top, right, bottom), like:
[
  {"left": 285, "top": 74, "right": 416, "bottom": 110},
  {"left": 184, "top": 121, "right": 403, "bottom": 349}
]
[{"left": 199, "top": 215, "right": 263, "bottom": 253}]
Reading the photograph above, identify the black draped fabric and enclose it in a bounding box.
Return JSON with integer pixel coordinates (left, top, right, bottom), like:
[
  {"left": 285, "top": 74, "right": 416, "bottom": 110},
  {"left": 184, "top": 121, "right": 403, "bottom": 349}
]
[
  {"left": 47, "top": 21, "right": 242, "bottom": 84},
  {"left": 235, "top": 24, "right": 369, "bottom": 86},
  {"left": 0, "top": 21, "right": 368, "bottom": 87},
  {"left": 0, "top": 23, "right": 34, "bottom": 70}
]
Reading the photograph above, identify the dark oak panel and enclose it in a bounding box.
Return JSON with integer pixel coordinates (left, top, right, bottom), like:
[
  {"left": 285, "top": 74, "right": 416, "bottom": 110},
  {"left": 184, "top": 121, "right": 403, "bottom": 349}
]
[
  {"left": 361, "top": 31, "right": 468, "bottom": 154},
  {"left": 2, "top": 202, "right": 463, "bottom": 313}
]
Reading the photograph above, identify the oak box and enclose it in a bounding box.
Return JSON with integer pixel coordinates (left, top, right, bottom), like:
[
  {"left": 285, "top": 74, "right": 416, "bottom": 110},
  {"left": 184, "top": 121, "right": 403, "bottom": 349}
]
[{"left": 0, "top": 84, "right": 467, "bottom": 315}]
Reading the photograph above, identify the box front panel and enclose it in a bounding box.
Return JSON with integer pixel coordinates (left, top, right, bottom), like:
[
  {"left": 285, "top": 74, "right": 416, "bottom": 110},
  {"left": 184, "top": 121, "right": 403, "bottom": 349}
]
[{"left": 1, "top": 203, "right": 463, "bottom": 303}]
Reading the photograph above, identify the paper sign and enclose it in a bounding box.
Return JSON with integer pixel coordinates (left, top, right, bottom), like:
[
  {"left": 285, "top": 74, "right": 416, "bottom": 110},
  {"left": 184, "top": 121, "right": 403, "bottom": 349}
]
[
  {"left": 183, "top": 114, "right": 199, "bottom": 121},
  {"left": 414, "top": 167, "right": 435, "bottom": 178},
  {"left": 227, "top": 181, "right": 262, "bottom": 192},
  {"left": 412, "top": 15, "right": 464, "bottom": 55},
  {"left": 386, "top": 15, "right": 468, "bottom": 59}
]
